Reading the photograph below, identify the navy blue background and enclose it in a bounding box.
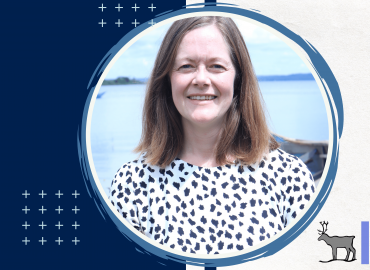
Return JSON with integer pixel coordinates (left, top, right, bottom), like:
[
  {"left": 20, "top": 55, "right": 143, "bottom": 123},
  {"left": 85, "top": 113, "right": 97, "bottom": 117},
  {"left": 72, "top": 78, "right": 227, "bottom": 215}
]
[{"left": 2, "top": 1, "right": 189, "bottom": 269}]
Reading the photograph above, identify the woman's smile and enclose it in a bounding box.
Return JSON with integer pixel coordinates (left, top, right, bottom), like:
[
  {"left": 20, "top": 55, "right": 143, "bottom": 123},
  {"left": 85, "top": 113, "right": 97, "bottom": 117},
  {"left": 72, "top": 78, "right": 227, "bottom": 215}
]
[{"left": 188, "top": 95, "right": 217, "bottom": 101}]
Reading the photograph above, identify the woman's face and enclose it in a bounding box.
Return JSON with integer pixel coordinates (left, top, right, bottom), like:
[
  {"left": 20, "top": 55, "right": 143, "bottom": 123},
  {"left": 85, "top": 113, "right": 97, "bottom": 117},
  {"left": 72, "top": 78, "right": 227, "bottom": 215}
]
[{"left": 170, "top": 24, "right": 236, "bottom": 129}]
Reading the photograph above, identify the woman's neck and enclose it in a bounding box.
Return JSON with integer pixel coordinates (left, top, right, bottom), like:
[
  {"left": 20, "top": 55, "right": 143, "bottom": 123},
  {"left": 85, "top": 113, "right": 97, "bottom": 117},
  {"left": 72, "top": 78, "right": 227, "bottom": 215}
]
[{"left": 179, "top": 118, "right": 223, "bottom": 167}]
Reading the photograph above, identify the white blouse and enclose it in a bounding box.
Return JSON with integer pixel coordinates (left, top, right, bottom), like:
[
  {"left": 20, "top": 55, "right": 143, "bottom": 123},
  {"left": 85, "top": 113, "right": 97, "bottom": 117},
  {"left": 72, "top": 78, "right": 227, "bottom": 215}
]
[{"left": 110, "top": 149, "right": 315, "bottom": 255}]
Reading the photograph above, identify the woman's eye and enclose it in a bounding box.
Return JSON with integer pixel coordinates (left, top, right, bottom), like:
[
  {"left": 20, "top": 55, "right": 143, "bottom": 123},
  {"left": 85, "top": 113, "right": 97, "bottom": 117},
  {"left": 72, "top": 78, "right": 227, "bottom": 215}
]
[
  {"left": 210, "top": 64, "right": 225, "bottom": 70},
  {"left": 180, "top": 64, "right": 192, "bottom": 69}
]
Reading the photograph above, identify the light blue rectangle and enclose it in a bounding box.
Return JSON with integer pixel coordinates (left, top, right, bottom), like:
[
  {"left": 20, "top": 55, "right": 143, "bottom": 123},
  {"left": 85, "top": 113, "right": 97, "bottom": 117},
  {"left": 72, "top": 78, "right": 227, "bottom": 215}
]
[{"left": 362, "top": 221, "right": 369, "bottom": 264}]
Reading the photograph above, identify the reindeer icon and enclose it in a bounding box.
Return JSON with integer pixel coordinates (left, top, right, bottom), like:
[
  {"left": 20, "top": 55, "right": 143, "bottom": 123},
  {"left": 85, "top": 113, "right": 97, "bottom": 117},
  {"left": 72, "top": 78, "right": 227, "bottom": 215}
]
[{"left": 318, "top": 221, "right": 356, "bottom": 262}]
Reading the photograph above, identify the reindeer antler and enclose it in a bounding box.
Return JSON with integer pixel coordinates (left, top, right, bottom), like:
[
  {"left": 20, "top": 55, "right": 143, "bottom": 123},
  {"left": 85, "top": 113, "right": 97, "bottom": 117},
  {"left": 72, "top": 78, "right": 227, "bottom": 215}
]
[{"left": 318, "top": 221, "right": 328, "bottom": 234}]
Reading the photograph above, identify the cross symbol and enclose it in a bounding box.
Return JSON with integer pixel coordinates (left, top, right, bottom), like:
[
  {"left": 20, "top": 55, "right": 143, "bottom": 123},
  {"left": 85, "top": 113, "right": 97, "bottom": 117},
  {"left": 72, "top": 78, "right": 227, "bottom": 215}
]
[
  {"left": 39, "top": 237, "right": 47, "bottom": 245},
  {"left": 55, "top": 190, "right": 63, "bottom": 198},
  {"left": 55, "top": 221, "right": 63, "bottom": 230},
  {"left": 72, "top": 221, "right": 80, "bottom": 230},
  {"left": 22, "top": 206, "right": 30, "bottom": 214},
  {"left": 72, "top": 237, "right": 80, "bottom": 245},
  {"left": 72, "top": 190, "right": 80, "bottom": 198},
  {"left": 148, "top": 19, "right": 156, "bottom": 26},
  {"left": 148, "top": 3, "right": 156, "bottom": 12},
  {"left": 39, "top": 221, "right": 47, "bottom": 230},
  {"left": 22, "top": 221, "right": 30, "bottom": 230},
  {"left": 115, "top": 3, "right": 123, "bottom": 12},
  {"left": 132, "top": 19, "right": 140, "bottom": 27},
  {"left": 55, "top": 206, "right": 63, "bottom": 214},
  {"left": 39, "top": 190, "right": 47, "bottom": 198},
  {"left": 98, "top": 19, "right": 107, "bottom": 27},
  {"left": 72, "top": 206, "right": 80, "bottom": 214},
  {"left": 22, "top": 237, "right": 30, "bottom": 245},
  {"left": 22, "top": 190, "right": 30, "bottom": 198},
  {"left": 55, "top": 237, "right": 63, "bottom": 245},
  {"left": 98, "top": 4, "right": 106, "bottom": 12},
  {"left": 39, "top": 206, "right": 47, "bottom": 214},
  {"left": 115, "top": 19, "right": 123, "bottom": 27},
  {"left": 132, "top": 3, "right": 140, "bottom": 12}
]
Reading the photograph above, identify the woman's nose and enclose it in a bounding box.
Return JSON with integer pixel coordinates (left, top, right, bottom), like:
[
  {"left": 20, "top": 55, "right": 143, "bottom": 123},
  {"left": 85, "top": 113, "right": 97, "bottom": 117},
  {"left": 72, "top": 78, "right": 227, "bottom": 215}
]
[{"left": 192, "top": 66, "right": 211, "bottom": 88}]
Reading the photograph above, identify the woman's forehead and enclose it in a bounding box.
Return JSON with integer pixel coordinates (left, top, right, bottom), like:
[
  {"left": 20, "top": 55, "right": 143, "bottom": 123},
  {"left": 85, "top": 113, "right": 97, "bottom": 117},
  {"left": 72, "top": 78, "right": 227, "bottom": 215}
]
[
  {"left": 175, "top": 25, "right": 231, "bottom": 61},
  {"left": 181, "top": 24, "right": 223, "bottom": 44}
]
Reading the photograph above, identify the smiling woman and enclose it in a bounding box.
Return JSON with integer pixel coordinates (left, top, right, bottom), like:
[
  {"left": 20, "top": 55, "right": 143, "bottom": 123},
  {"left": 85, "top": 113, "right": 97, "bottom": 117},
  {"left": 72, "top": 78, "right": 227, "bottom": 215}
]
[
  {"left": 171, "top": 24, "right": 236, "bottom": 167},
  {"left": 109, "top": 16, "right": 316, "bottom": 255}
]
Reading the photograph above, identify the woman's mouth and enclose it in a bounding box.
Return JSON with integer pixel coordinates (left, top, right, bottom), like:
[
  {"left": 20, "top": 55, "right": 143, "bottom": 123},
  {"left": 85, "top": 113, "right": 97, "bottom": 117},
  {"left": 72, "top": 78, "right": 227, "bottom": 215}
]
[{"left": 188, "top": 96, "right": 217, "bottom": 100}]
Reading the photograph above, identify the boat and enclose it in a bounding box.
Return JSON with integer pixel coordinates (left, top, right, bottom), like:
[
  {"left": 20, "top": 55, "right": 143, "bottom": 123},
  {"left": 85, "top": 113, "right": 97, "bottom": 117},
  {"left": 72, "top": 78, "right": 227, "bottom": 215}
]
[{"left": 97, "top": 91, "right": 106, "bottom": 99}]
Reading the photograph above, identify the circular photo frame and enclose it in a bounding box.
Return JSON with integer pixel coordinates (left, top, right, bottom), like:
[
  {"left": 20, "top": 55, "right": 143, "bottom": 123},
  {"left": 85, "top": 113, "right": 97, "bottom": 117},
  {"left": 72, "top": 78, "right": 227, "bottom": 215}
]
[{"left": 79, "top": 5, "right": 343, "bottom": 268}]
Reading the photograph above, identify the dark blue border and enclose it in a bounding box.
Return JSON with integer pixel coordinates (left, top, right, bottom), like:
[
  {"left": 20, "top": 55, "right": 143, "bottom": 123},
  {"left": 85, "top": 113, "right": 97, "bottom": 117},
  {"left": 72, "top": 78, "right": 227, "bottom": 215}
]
[{"left": 78, "top": 6, "right": 343, "bottom": 268}]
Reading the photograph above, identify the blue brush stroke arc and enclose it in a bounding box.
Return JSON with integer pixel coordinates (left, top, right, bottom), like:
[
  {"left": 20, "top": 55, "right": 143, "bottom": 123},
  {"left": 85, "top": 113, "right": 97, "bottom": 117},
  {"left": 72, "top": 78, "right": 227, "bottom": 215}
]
[
  {"left": 156, "top": 10, "right": 174, "bottom": 17},
  {"left": 78, "top": 5, "right": 343, "bottom": 268}
]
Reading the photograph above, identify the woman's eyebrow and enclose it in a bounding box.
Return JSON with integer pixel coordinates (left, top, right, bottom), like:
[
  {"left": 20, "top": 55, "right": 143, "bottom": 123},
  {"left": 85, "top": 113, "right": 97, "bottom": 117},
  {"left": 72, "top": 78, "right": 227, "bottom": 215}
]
[
  {"left": 208, "top": 57, "right": 230, "bottom": 63},
  {"left": 175, "top": 57, "right": 196, "bottom": 63},
  {"left": 175, "top": 57, "right": 229, "bottom": 63}
]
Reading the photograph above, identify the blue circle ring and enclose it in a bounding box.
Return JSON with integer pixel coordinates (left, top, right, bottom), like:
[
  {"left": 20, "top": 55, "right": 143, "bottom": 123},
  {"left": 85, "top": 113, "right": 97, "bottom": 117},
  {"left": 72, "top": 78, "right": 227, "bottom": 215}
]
[{"left": 78, "top": 5, "right": 343, "bottom": 268}]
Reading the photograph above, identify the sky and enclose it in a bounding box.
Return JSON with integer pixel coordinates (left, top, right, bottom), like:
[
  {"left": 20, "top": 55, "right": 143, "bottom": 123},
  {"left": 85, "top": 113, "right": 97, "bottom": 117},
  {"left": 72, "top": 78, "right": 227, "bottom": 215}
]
[{"left": 105, "top": 18, "right": 311, "bottom": 80}]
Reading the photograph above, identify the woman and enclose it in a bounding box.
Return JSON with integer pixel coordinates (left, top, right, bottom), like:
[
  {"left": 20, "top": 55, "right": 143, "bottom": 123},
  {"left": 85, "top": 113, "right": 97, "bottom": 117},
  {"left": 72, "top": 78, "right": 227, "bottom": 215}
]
[{"left": 110, "top": 16, "right": 315, "bottom": 255}]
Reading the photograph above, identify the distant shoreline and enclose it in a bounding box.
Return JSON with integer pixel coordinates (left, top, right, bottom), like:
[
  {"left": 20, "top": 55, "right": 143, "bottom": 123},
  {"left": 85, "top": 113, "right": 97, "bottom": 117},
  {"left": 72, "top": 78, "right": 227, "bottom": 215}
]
[
  {"left": 103, "top": 73, "right": 315, "bottom": 85},
  {"left": 257, "top": 73, "right": 314, "bottom": 81},
  {"left": 102, "top": 77, "right": 144, "bottom": 85}
]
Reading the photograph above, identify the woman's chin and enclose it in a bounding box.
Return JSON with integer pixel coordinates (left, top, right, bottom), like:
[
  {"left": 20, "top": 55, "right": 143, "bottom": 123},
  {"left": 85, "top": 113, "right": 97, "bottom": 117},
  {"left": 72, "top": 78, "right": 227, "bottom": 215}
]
[{"left": 187, "top": 116, "right": 221, "bottom": 127}]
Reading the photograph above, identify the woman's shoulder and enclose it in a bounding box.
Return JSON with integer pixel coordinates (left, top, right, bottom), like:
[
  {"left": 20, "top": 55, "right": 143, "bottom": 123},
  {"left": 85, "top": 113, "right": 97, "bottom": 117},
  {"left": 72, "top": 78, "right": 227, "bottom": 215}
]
[
  {"left": 115, "top": 154, "right": 154, "bottom": 175},
  {"left": 268, "top": 148, "right": 307, "bottom": 167},
  {"left": 110, "top": 155, "right": 155, "bottom": 197},
  {"left": 245, "top": 148, "right": 314, "bottom": 181},
  {"left": 113, "top": 154, "right": 172, "bottom": 183},
  {"left": 269, "top": 148, "right": 315, "bottom": 183}
]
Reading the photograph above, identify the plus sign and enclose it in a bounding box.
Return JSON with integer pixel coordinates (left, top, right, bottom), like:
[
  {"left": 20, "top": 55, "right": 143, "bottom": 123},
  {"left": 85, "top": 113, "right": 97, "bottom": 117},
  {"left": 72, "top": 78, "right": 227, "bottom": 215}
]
[
  {"left": 98, "top": 19, "right": 107, "bottom": 27},
  {"left": 22, "top": 190, "right": 30, "bottom": 198},
  {"left": 39, "top": 190, "right": 47, "bottom": 198},
  {"left": 72, "top": 206, "right": 80, "bottom": 214},
  {"left": 132, "top": 19, "right": 140, "bottom": 27},
  {"left": 98, "top": 3, "right": 106, "bottom": 12},
  {"left": 22, "top": 221, "right": 30, "bottom": 230},
  {"left": 115, "top": 19, "right": 123, "bottom": 27},
  {"left": 22, "top": 237, "right": 30, "bottom": 245},
  {"left": 132, "top": 3, "right": 140, "bottom": 12},
  {"left": 22, "top": 206, "right": 30, "bottom": 214},
  {"left": 148, "top": 3, "right": 156, "bottom": 12},
  {"left": 55, "top": 221, "right": 63, "bottom": 230},
  {"left": 55, "top": 190, "right": 63, "bottom": 198},
  {"left": 72, "top": 190, "right": 80, "bottom": 198},
  {"left": 55, "top": 237, "right": 63, "bottom": 245},
  {"left": 115, "top": 3, "right": 123, "bottom": 12},
  {"left": 148, "top": 19, "right": 156, "bottom": 26},
  {"left": 39, "top": 221, "right": 47, "bottom": 230},
  {"left": 55, "top": 206, "right": 63, "bottom": 214},
  {"left": 72, "top": 221, "right": 80, "bottom": 230},
  {"left": 39, "top": 237, "right": 47, "bottom": 245},
  {"left": 39, "top": 206, "right": 47, "bottom": 214},
  {"left": 72, "top": 237, "right": 80, "bottom": 245}
]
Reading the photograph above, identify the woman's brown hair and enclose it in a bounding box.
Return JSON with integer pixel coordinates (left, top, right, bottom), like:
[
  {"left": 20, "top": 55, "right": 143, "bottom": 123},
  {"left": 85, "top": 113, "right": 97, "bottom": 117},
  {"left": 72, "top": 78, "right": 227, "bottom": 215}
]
[{"left": 135, "top": 16, "right": 279, "bottom": 167}]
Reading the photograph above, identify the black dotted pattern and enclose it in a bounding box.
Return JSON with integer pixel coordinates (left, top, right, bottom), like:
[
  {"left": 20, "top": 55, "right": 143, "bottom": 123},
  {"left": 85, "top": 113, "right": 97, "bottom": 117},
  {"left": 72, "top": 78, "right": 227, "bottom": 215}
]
[{"left": 110, "top": 149, "right": 315, "bottom": 254}]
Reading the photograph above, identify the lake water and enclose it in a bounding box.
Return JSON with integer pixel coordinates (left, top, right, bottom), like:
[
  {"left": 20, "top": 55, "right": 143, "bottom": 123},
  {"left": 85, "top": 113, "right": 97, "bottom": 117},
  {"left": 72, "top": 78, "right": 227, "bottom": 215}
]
[{"left": 90, "top": 80, "right": 328, "bottom": 195}]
